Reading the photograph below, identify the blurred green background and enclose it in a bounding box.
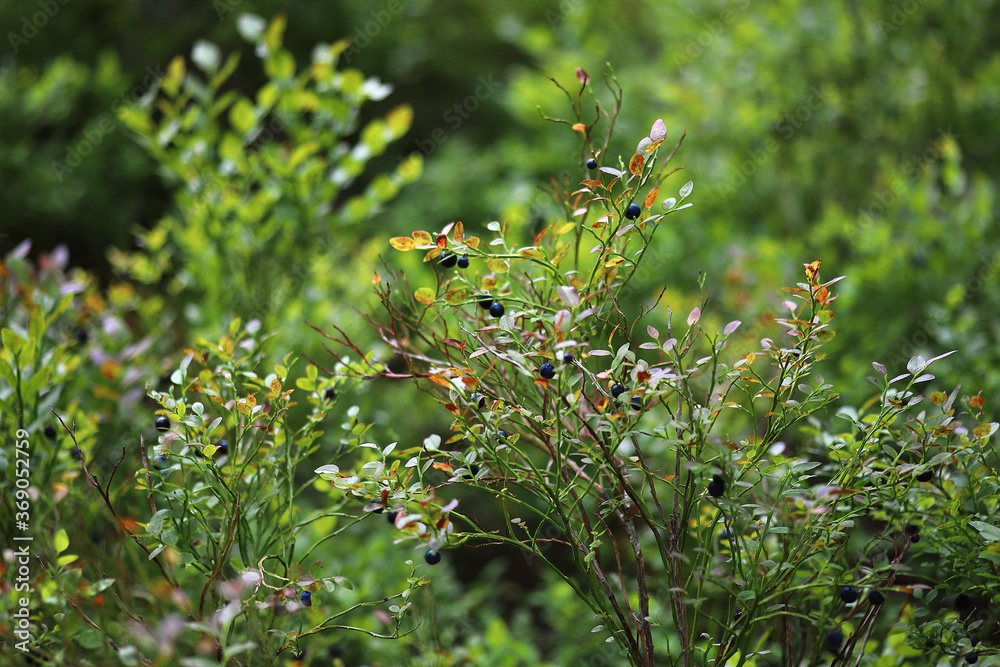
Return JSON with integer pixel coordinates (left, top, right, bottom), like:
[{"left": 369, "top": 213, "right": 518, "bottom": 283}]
[{"left": 3, "top": 0, "right": 999, "bottom": 663}]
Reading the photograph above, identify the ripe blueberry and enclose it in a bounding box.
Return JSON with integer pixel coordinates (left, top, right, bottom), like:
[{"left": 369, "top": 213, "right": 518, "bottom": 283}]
[
  {"left": 155, "top": 415, "right": 171, "bottom": 431},
  {"left": 498, "top": 430, "right": 509, "bottom": 441},
  {"left": 424, "top": 549, "right": 442, "bottom": 565},
  {"left": 470, "top": 393, "right": 487, "bottom": 408},
  {"left": 905, "top": 524, "right": 919, "bottom": 535},
  {"left": 457, "top": 256, "right": 469, "bottom": 269},
  {"left": 707, "top": 474, "right": 725, "bottom": 498},
  {"left": 611, "top": 383, "right": 626, "bottom": 398},
  {"left": 44, "top": 425, "right": 57, "bottom": 440},
  {"left": 966, "top": 652, "right": 978, "bottom": 664},
  {"left": 916, "top": 469, "right": 933, "bottom": 482},
  {"left": 840, "top": 586, "right": 858, "bottom": 604},
  {"left": 911, "top": 533, "right": 920, "bottom": 543},
  {"left": 956, "top": 593, "right": 972, "bottom": 611},
  {"left": 72, "top": 326, "right": 89, "bottom": 345},
  {"left": 970, "top": 636, "right": 980, "bottom": 647},
  {"left": 217, "top": 440, "right": 229, "bottom": 456},
  {"left": 300, "top": 590, "right": 312, "bottom": 606},
  {"left": 489, "top": 302, "right": 505, "bottom": 318},
  {"left": 826, "top": 630, "right": 843, "bottom": 651},
  {"left": 586, "top": 158, "right": 598, "bottom": 170},
  {"left": 562, "top": 353, "right": 574, "bottom": 364},
  {"left": 630, "top": 396, "right": 643, "bottom": 411},
  {"left": 325, "top": 387, "right": 336, "bottom": 401},
  {"left": 153, "top": 455, "right": 167, "bottom": 469},
  {"left": 539, "top": 362, "right": 555, "bottom": 379},
  {"left": 478, "top": 296, "right": 494, "bottom": 310},
  {"left": 386, "top": 511, "right": 398, "bottom": 525},
  {"left": 867, "top": 589, "right": 884, "bottom": 605},
  {"left": 438, "top": 251, "right": 458, "bottom": 268},
  {"left": 625, "top": 203, "right": 641, "bottom": 220}
]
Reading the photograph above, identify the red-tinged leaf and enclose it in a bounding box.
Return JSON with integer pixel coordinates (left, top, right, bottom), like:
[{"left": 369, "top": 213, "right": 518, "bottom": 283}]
[
  {"left": 432, "top": 462, "right": 453, "bottom": 472},
  {"left": 412, "top": 230, "right": 432, "bottom": 245},
  {"left": 481, "top": 276, "right": 496, "bottom": 290},
  {"left": 644, "top": 188, "right": 659, "bottom": 208},
  {"left": 581, "top": 179, "right": 604, "bottom": 188},
  {"left": 971, "top": 395, "right": 985, "bottom": 409},
  {"left": 461, "top": 376, "right": 476, "bottom": 388},
  {"left": 804, "top": 259, "right": 822, "bottom": 281},
  {"left": 782, "top": 287, "right": 810, "bottom": 294},
  {"left": 444, "top": 288, "right": 467, "bottom": 305},
  {"left": 929, "top": 391, "right": 947, "bottom": 405},
  {"left": 572, "top": 122, "right": 585, "bottom": 132},
  {"left": 453, "top": 221, "right": 464, "bottom": 243},
  {"left": 597, "top": 396, "right": 610, "bottom": 412},
  {"left": 534, "top": 378, "right": 550, "bottom": 388},
  {"left": 646, "top": 138, "right": 664, "bottom": 153},
  {"left": 436, "top": 233, "right": 448, "bottom": 249},
  {"left": 466, "top": 236, "right": 480, "bottom": 250},
  {"left": 974, "top": 422, "right": 999, "bottom": 439},
  {"left": 569, "top": 277, "right": 586, "bottom": 289},
  {"left": 576, "top": 67, "right": 589, "bottom": 83},
  {"left": 442, "top": 338, "right": 465, "bottom": 351},
  {"left": 517, "top": 248, "right": 544, "bottom": 259},
  {"left": 445, "top": 403, "right": 460, "bottom": 416},
  {"left": 390, "top": 236, "right": 416, "bottom": 251},
  {"left": 428, "top": 374, "right": 452, "bottom": 388},
  {"left": 629, "top": 153, "right": 644, "bottom": 175},
  {"left": 372, "top": 273, "right": 381, "bottom": 284},
  {"left": 533, "top": 225, "right": 550, "bottom": 246},
  {"left": 414, "top": 287, "right": 435, "bottom": 304}
]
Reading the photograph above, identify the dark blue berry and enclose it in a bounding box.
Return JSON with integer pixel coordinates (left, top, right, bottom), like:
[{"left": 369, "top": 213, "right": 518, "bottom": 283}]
[
  {"left": 630, "top": 396, "right": 643, "bottom": 410},
  {"left": 73, "top": 326, "right": 89, "bottom": 345},
  {"left": 905, "top": 524, "right": 919, "bottom": 535},
  {"left": 562, "top": 353, "right": 574, "bottom": 364},
  {"left": 478, "top": 296, "right": 494, "bottom": 310},
  {"left": 70, "top": 448, "right": 81, "bottom": 461},
  {"left": 489, "top": 302, "right": 505, "bottom": 318},
  {"left": 386, "top": 511, "right": 398, "bottom": 525},
  {"left": 916, "top": 469, "right": 933, "bottom": 482},
  {"left": 498, "top": 430, "right": 509, "bottom": 441},
  {"left": 586, "top": 158, "right": 597, "bottom": 169},
  {"left": 970, "top": 636, "right": 980, "bottom": 647},
  {"left": 611, "top": 383, "right": 626, "bottom": 398},
  {"left": 154, "top": 455, "right": 167, "bottom": 469},
  {"left": 956, "top": 593, "right": 972, "bottom": 610},
  {"left": 966, "top": 651, "right": 978, "bottom": 664},
  {"left": 325, "top": 387, "right": 336, "bottom": 401},
  {"left": 155, "top": 415, "right": 171, "bottom": 431},
  {"left": 457, "top": 256, "right": 469, "bottom": 269},
  {"left": 217, "top": 440, "right": 228, "bottom": 456},
  {"left": 826, "top": 630, "right": 843, "bottom": 651},
  {"left": 707, "top": 474, "right": 725, "bottom": 498},
  {"left": 300, "top": 590, "right": 312, "bottom": 606},
  {"left": 438, "top": 251, "right": 458, "bottom": 268},
  {"left": 470, "top": 393, "right": 486, "bottom": 408},
  {"left": 424, "top": 550, "right": 442, "bottom": 565},
  {"left": 625, "top": 203, "right": 641, "bottom": 220},
  {"left": 867, "top": 589, "right": 884, "bottom": 605},
  {"left": 539, "top": 362, "right": 555, "bottom": 379},
  {"left": 840, "top": 586, "right": 858, "bottom": 604},
  {"left": 44, "top": 425, "right": 57, "bottom": 439}
]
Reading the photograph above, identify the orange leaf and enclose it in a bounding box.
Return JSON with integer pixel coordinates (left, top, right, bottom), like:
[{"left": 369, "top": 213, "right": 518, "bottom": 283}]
[
  {"left": 390, "top": 237, "right": 416, "bottom": 251},
  {"left": 372, "top": 273, "right": 381, "bottom": 284},
  {"left": 644, "top": 187, "right": 659, "bottom": 208},
  {"left": 453, "top": 221, "right": 464, "bottom": 243},
  {"left": 629, "top": 153, "right": 644, "bottom": 176},
  {"left": 436, "top": 233, "right": 448, "bottom": 249},
  {"left": 581, "top": 179, "right": 604, "bottom": 188},
  {"left": 428, "top": 374, "right": 452, "bottom": 388},
  {"left": 572, "top": 122, "right": 586, "bottom": 132},
  {"left": 804, "top": 259, "right": 822, "bottom": 281}
]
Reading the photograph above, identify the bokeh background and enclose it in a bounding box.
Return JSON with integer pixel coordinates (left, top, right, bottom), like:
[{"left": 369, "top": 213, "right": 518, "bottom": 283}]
[{"left": 3, "top": 0, "right": 999, "bottom": 663}]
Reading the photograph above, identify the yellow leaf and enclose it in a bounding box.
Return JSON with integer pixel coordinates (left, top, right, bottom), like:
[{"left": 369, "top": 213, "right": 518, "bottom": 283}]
[
  {"left": 517, "top": 248, "right": 544, "bottom": 259},
  {"left": 415, "top": 287, "right": 436, "bottom": 304},
  {"left": 557, "top": 222, "right": 576, "bottom": 234},
  {"left": 487, "top": 258, "right": 509, "bottom": 273},
  {"left": 453, "top": 221, "right": 464, "bottom": 243},
  {"left": 270, "top": 379, "right": 282, "bottom": 394},
  {"left": 629, "top": 153, "right": 644, "bottom": 176},
  {"left": 390, "top": 237, "right": 416, "bottom": 251},
  {"left": 412, "top": 230, "right": 432, "bottom": 245},
  {"left": 466, "top": 236, "right": 480, "bottom": 250},
  {"left": 54, "top": 529, "right": 69, "bottom": 554},
  {"left": 444, "top": 289, "right": 467, "bottom": 305}
]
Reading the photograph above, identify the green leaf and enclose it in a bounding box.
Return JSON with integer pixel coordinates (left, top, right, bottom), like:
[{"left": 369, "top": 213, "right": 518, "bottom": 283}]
[
  {"left": 54, "top": 528, "right": 69, "bottom": 554},
  {"left": 229, "top": 98, "right": 258, "bottom": 136},
  {"left": 970, "top": 520, "right": 1000, "bottom": 543}
]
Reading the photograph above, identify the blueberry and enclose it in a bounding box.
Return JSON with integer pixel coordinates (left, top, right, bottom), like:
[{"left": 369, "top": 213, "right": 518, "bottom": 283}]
[
  {"left": 911, "top": 533, "right": 920, "bottom": 543},
  {"left": 424, "top": 550, "right": 442, "bottom": 565},
  {"left": 905, "top": 524, "right": 919, "bottom": 535},
  {"left": 826, "top": 630, "right": 843, "bottom": 651},
  {"left": 586, "top": 158, "right": 598, "bottom": 170},
  {"left": 438, "top": 251, "right": 458, "bottom": 268},
  {"left": 840, "top": 586, "right": 858, "bottom": 604},
  {"left": 469, "top": 464, "right": 480, "bottom": 476},
  {"left": 489, "top": 302, "right": 505, "bottom": 318},
  {"left": 539, "top": 362, "right": 555, "bottom": 379},
  {"left": 155, "top": 415, "right": 171, "bottom": 431},
  {"left": 956, "top": 593, "right": 972, "bottom": 611},
  {"left": 44, "top": 425, "right": 57, "bottom": 440},
  {"left": 72, "top": 326, "right": 89, "bottom": 345},
  {"left": 611, "top": 383, "right": 626, "bottom": 398},
  {"left": 970, "top": 636, "right": 980, "bottom": 647},
  {"left": 470, "top": 393, "right": 487, "bottom": 408},
  {"left": 153, "top": 455, "right": 167, "bottom": 469},
  {"left": 630, "top": 396, "right": 643, "bottom": 411},
  {"left": 707, "top": 474, "right": 725, "bottom": 498},
  {"left": 457, "top": 256, "right": 469, "bottom": 269},
  {"left": 386, "top": 511, "right": 398, "bottom": 525},
  {"left": 966, "top": 651, "right": 978, "bottom": 664},
  {"left": 498, "top": 430, "right": 509, "bottom": 441},
  {"left": 324, "top": 387, "right": 336, "bottom": 401},
  {"left": 916, "top": 469, "right": 933, "bottom": 482},
  {"left": 478, "top": 296, "right": 494, "bottom": 310},
  {"left": 867, "top": 589, "right": 884, "bottom": 605},
  {"left": 300, "top": 590, "right": 312, "bottom": 606},
  {"left": 625, "top": 203, "right": 641, "bottom": 220},
  {"left": 217, "top": 440, "right": 229, "bottom": 456},
  {"left": 70, "top": 448, "right": 81, "bottom": 461},
  {"left": 368, "top": 500, "right": 384, "bottom": 514},
  {"left": 562, "top": 353, "right": 574, "bottom": 364}
]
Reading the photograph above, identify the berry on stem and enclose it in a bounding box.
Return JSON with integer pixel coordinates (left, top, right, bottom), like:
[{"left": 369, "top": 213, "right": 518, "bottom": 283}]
[
  {"left": 539, "top": 362, "right": 555, "bottom": 379},
  {"left": 489, "top": 302, "right": 505, "bottom": 318},
  {"left": 867, "top": 589, "right": 884, "bottom": 605},
  {"left": 325, "top": 387, "right": 336, "bottom": 401},
  {"left": 44, "top": 425, "right": 57, "bottom": 440},
  {"left": 300, "top": 591, "right": 312, "bottom": 607},
  {"left": 497, "top": 430, "right": 509, "bottom": 441},
  {"left": 478, "top": 296, "right": 494, "bottom": 310},
  {"left": 630, "top": 396, "right": 643, "bottom": 411},
  {"left": 424, "top": 549, "right": 442, "bottom": 565},
  {"left": 153, "top": 455, "right": 168, "bottom": 470},
  {"left": 457, "top": 256, "right": 469, "bottom": 269},
  {"left": 916, "top": 469, "right": 933, "bottom": 482},
  {"left": 386, "top": 511, "right": 398, "bottom": 525},
  {"left": 625, "top": 203, "right": 641, "bottom": 220},
  {"left": 966, "top": 652, "right": 978, "bottom": 664},
  {"left": 438, "top": 251, "right": 458, "bottom": 268},
  {"left": 840, "top": 586, "right": 858, "bottom": 604},
  {"left": 586, "top": 158, "right": 598, "bottom": 170},
  {"left": 826, "top": 630, "right": 843, "bottom": 651},
  {"left": 562, "top": 353, "right": 574, "bottom": 364},
  {"left": 155, "top": 415, "right": 171, "bottom": 431},
  {"left": 470, "top": 393, "right": 487, "bottom": 408},
  {"left": 611, "top": 383, "right": 626, "bottom": 398},
  {"left": 217, "top": 440, "right": 229, "bottom": 456},
  {"left": 707, "top": 474, "right": 725, "bottom": 498}
]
